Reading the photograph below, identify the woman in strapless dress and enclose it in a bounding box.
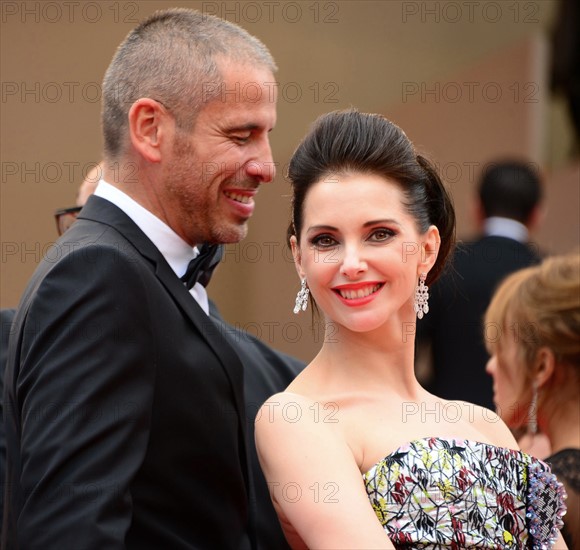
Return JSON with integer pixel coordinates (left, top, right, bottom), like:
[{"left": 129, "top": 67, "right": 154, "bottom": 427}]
[{"left": 255, "top": 109, "right": 568, "bottom": 549}]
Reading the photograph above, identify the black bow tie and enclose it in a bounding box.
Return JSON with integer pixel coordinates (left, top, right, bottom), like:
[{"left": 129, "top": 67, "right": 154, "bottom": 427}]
[{"left": 181, "top": 244, "right": 224, "bottom": 289}]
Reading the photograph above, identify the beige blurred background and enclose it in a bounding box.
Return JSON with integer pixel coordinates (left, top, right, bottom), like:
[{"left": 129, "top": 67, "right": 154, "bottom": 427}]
[{"left": 1, "top": 0, "right": 578, "bottom": 362}]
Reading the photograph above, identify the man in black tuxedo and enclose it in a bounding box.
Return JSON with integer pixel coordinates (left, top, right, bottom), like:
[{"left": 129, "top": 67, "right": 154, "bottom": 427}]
[
  {"left": 3, "top": 8, "right": 284, "bottom": 549},
  {"left": 415, "top": 160, "right": 543, "bottom": 411}
]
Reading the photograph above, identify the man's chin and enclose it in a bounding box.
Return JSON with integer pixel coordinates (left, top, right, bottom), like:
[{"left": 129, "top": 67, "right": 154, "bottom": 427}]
[{"left": 214, "top": 223, "right": 248, "bottom": 244}]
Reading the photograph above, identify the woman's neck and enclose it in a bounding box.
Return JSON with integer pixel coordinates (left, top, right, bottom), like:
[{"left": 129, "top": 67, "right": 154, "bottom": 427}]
[
  {"left": 541, "top": 396, "right": 580, "bottom": 454},
  {"left": 315, "top": 317, "right": 422, "bottom": 398}
]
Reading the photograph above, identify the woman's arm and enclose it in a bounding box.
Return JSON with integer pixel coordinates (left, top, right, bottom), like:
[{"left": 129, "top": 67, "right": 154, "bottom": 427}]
[{"left": 255, "top": 392, "right": 395, "bottom": 550}]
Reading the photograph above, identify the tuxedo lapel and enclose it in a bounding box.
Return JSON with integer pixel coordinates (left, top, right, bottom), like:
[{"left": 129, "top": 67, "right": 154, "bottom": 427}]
[
  {"left": 77, "top": 196, "right": 248, "bottom": 433},
  {"left": 154, "top": 257, "right": 248, "bottom": 417}
]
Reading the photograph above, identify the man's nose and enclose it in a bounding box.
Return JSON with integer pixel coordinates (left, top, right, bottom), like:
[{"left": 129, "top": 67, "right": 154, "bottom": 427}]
[{"left": 246, "top": 139, "right": 276, "bottom": 183}]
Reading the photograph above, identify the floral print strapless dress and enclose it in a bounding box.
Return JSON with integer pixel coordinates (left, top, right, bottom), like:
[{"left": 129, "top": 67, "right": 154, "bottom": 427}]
[{"left": 363, "top": 437, "right": 567, "bottom": 549}]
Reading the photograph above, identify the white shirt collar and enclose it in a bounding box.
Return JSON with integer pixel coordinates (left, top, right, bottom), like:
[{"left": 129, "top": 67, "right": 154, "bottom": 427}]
[
  {"left": 93, "top": 180, "right": 209, "bottom": 315},
  {"left": 483, "top": 216, "right": 529, "bottom": 243}
]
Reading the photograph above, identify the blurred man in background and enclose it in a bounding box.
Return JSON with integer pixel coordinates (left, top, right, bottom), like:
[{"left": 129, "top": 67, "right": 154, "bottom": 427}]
[{"left": 416, "top": 160, "right": 543, "bottom": 411}]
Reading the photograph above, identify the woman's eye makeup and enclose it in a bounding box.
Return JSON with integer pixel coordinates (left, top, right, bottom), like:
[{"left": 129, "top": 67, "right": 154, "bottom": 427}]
[
  {"left": 310, "top": 234, "right": 337, "bottom": 248},
  {"left": 308, "top": 226, "right": 397, "bottom": 248},
  {"left": 368, "top": 227, "right": 396, "bottom": 241}
]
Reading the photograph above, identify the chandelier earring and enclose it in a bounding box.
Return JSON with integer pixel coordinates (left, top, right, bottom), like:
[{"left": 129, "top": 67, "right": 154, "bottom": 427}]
[
  {"left": 528, "top": 382, "right": 538, "bottom": 436},
  {"left": 293, "top": 278, "right": 309, "bottom": 314},
  {"left": 414, "top": 273, "right": 429, "bottom": 319}
]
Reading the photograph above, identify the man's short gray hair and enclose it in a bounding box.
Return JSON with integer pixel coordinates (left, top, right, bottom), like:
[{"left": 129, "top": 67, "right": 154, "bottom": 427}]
[{"left": 102, "top": 8, "right": 277, "bottom": 159}]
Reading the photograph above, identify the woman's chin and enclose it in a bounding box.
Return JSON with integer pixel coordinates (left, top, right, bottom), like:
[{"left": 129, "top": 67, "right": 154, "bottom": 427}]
[{"left": 335, "top": 313, "right": 391, "bottom": 334}]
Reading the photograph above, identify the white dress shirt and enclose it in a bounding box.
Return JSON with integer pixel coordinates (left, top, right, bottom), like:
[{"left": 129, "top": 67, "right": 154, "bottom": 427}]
[{"left": 483, "top": 216, "right": 529, "bottom": 243}]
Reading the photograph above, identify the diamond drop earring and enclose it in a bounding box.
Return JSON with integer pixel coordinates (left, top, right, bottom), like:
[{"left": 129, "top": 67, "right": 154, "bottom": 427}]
[
  {"left": 528, "top": 382, "right": 538, "bottom": 436},
  {"left": 414, "top": 273, "right": 429, "bottom": 319},
  {"left": 293, "top": 278, "right": 309, "bottom": 314}
]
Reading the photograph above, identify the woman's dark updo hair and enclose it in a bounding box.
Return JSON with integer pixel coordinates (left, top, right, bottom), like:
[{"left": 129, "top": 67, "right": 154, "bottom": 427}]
[{"left": 287, "top": 109, "right": 456, "bottom": 285}]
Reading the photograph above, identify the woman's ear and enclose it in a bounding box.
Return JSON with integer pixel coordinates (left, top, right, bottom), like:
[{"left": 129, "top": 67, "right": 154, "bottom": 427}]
[
  {"left": 289, "top": 235, "right": 305, "bottom": 279},
  {"left": 533, "top": 347, "right": 556, "bottom": 388},
  {"left": 420, "top": 225, "right": 440, "bottom": 274}
]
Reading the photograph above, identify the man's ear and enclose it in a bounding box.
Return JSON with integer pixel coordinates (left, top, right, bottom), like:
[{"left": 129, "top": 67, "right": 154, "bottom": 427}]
[
  {"left": 533, "top": 347, "right": 556, "bottom": 388},
  {"left": 289, "top": 235, "right": 305, "bottom": 279},
  {"left": 128, "top": 98, "right": 171, "bottom": 163},
  {"left": 420, "top": 225, "right": 440, "bottom": 274},
  {"left": 473, "top": 198, "right": 486, "bottom": 231},
  {"left": 525, "top": 204, "right": 545, "bottom": 233}
]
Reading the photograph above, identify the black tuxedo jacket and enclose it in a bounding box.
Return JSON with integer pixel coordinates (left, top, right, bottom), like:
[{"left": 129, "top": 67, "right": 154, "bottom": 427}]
[
  {"left": 0, "top": 308, "right": 16, "bottom": 531},
  {"left": 208, "top": 303, "right": 304, "bottom": 550},
  {"left": 416, "top": 235, "right": 541, "bottom": 410},
  {"left": 2, "top": 196, "right": 254, "bottom": 549}
]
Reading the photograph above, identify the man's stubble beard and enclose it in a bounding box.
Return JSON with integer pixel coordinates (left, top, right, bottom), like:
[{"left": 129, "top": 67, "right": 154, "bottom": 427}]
[{"left": 167, "top": 135, "right": 249, "bottom": 245}]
